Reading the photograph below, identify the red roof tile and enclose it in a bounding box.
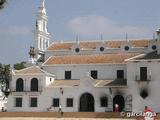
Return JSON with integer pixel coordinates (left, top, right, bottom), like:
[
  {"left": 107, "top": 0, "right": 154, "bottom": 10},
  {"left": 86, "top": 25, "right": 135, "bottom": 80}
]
[{"left": 44, "top": 53, "right": 139, "bottom": 65}]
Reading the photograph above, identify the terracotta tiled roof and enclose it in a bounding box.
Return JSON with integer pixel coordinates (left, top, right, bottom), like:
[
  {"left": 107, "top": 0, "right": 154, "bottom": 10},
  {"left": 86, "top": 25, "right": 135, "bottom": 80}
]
[
  {"left": 49, "top": 79, "right": 125, "bottom": 87},
  {"left": 47, "top": 40, "right": 150, "bottom": 51},
  {"left": 47, "top": 43, "right": 73, "bottom": 50},
  {"left": 15, "top": 66, "right": 55, "bottom": 76},
  {"left": 105, "top": 79, "right": 127, "bottom": 87},
  {"left": 94, "top": 80, "right": 113, "bottom": 87},
  {"left": 44, "top": 53, "right": 139, "bottom": 65},
  {"left": 126, "top": 51, "right": 160, "bottom": 61},
  {"left": 49, "top": 80, "right": 80, "bottom": 87},
  {"left": 130, "top": 40, "right": 149, "bottom": 47},
  {"left": 135, "top": 51, "right": 160, "bottom": 60}
]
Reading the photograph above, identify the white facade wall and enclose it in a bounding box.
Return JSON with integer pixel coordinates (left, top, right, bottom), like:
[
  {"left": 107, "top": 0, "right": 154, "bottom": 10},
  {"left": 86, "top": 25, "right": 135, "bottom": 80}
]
[
  {"left": 43, "top": 64, "right": 127, "bottom": 80},
  {"left": 45, "top": 76, "right": 54, "bottom": 87},
  {"left": 7, "top": 93, "right": 41, "bottom": 112},
  {"left": 10, "top": 75, "right": 54, "bottom": 92},
  {"left": 10, "top": 75, "right": 43, "bottom": 92},
  {"left": 7, "top": 75, "right": 130, "bottom": 112},
  {"left": 7, "top": 0, "right": 160, "bottom": 113},
  {"left": 127, "top": 61, "right": 160, "bottom": 112},
  {"left": 7, "top": 74, "right": 54, "bottom": 111}
]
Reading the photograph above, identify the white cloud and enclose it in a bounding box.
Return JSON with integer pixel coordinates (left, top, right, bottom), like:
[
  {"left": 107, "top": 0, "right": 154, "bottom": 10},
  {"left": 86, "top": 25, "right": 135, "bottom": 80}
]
[
  {"left": 0, "top": 26, "right": 31, "bottom": 35},
  {"left": 67, "top": 15, "right": 152, "bottom": 39}
]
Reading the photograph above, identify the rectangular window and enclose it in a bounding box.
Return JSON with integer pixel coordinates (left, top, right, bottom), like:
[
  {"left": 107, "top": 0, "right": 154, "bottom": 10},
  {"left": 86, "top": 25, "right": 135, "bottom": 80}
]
[
  {"left": 66, "top": 98, "right": 73, "bottom": 107},
  {"left": 100, "top": 97, "right": 108, "bottom": 107},
  {"left": 117, "top": 70, "right": 124, "bottom": 79},
  {"left": 140, "top": 67, "right": 147, "bottom": 80},
  {"left": 30, "top": 97, "right": 37, "bottom": 107},
  {"left": 15, "top": 97, "right": 22, "bottom": 107},
  {"left": 91, "top": 70, "right": 98, "bottom": 79},
  {"left": 53, "top": 98, "right": 59, "bottom": 107},
  {"left": 65, "top": 71, "right": 71, "bottom": 80}
]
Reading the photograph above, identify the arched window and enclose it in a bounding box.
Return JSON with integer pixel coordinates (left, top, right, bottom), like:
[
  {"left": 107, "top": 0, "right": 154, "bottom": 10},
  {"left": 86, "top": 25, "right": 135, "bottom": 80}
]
[
  {"left": 16, "top": 78, "right": 24, "bottom": 92},
  {"left": 31, "top": 78, "right": 38, "bottom": 91}
]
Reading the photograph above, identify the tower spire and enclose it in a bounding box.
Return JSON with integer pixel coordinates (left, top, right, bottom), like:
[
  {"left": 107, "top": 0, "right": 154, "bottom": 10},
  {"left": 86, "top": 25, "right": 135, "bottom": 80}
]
[
  {"left": 38, "top": 0, "right": 46, "bottom": 14},
  {"left": 33, "top": 0, "right": 50, "bottom": 63}
]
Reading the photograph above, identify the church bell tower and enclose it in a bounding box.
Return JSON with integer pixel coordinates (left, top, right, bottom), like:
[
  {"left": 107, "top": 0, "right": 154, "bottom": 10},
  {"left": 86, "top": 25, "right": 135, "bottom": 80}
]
[{"left": 34, "top": 0, "right": 50, "bottom": 62}]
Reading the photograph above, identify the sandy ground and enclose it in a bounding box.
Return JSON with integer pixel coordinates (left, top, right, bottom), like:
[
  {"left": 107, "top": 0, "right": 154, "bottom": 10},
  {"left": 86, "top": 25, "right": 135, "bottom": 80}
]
[{"left": 0, "top": 118, "right": 135, "bottom": 120}]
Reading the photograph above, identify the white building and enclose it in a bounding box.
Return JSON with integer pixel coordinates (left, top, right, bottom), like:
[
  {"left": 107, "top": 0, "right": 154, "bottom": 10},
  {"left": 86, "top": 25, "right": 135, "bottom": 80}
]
[{"left": 6, "top": 0, "right": 160, "bottom": 112}]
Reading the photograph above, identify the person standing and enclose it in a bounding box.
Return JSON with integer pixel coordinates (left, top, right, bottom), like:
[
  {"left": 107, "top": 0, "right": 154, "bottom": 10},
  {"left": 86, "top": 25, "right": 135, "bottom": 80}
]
[
  {"left": 59, "top": 104, "right": 63, "bottom": 117},
  {"left": 59, "top": 104, "right": 62, "bottom": 112},
  {"left": 115, "top": 104, "right": 119, "bottom": 112}
]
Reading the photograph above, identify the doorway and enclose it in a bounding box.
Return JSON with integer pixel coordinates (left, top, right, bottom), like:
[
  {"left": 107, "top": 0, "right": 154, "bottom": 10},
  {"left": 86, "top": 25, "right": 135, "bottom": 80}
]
[
  {"left": 113, "top": 95, "right": 125, "bottom": 112},
  {"left": 79, "top": 93, "right": 94, "bottom": 112}
]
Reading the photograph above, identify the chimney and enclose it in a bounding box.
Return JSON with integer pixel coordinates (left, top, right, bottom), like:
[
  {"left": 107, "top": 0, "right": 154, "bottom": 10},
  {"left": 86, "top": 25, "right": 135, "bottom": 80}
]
[
  {"left": 156, "top": 29, "right": 160, "bottom": 41},
  {"left": 156, "top": 29, "right": 160, "bottom": 54}
]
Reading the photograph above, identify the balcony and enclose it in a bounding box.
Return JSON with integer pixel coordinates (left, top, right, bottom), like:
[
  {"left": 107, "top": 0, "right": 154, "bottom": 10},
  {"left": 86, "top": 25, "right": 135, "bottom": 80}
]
[
  {"left": 10, "top": 87, "right": 42, "bottom": 94},
  {"left": 10, "top": 90, "right": 42, "bottom": 95},
  {"left": 11, "top": 90, "right": 42, "bottom": 92},
  {"left": 135, "top": 75, "right": 151, "bottom": 82}
]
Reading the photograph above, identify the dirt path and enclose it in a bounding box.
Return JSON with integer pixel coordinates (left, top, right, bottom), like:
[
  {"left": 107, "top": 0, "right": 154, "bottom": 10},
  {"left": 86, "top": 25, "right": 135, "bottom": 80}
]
[{"left": 0, "top": 118, "right": 135, "bottom": 120}]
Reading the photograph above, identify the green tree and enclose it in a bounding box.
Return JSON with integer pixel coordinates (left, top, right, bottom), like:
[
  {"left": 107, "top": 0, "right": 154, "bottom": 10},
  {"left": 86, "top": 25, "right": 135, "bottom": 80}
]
[
  {"left": 14, "top": 61, "right": 26, "bottom": 70},
  {"left": 0, "top": 63, "right": 10, "bottom": 88},
  {"left": 0, "top": 0, "right": 6, "bottom": 9}
]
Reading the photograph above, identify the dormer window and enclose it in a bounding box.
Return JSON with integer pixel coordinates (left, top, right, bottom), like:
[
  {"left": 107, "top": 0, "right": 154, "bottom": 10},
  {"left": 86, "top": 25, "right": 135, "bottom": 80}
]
[
  {"left": 91, "top": 70, "right": 98, "bottom": 79},
  {"left": 65, "top": 71, "right": 71, "bottom": 80},
  {"left": 75, "top": 48, "right": 80, "bottom": 53},
  {"left": 100, "top": 47, "right": 104, "bottom": 52},
  {"left": 124, "top": 46, "right": 129, "bottom": 51},
  {"left": 152, "top": 45, "right": 156, "bottom": 50}
]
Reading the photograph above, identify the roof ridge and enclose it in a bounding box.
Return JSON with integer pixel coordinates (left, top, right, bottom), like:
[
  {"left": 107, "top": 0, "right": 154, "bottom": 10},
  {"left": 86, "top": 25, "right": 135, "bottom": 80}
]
[
  {"left": 15, "top": 65, "right": 54, "bottom": 76},
  {"left": 48, "top": 53, "right": 140, "bottom": 57},
  {"left": 37, "top": 66, "right": 55, "bottom": 76},
  {"left": 16, "top": 65, "right": 35, "bottom": 72},
  {"left": 52, "top": 39, "right": 151, "bottom": 44},
  {"left": 47, "top": 39, "right": 151, "bottom": 51}
]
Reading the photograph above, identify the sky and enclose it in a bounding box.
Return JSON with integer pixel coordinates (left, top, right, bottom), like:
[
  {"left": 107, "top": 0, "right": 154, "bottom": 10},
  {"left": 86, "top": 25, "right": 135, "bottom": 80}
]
[{"left": 0, "top": 0, "right": 160, "bottom": 64}]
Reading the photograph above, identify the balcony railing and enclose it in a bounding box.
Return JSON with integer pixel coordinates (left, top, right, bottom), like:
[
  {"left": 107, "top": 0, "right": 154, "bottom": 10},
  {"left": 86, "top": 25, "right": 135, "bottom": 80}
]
[
  {"left": 135, "top": 75, "right": 151, "bottom": 81},
  {"left": 11, "top": 90, "right": 42, "bottom": 92},
  {"left": 10, "top": 87, "right": 42, "bottom": 93},
  {"left": 115, "top": 78, "right": 127, "bottom": 81}
]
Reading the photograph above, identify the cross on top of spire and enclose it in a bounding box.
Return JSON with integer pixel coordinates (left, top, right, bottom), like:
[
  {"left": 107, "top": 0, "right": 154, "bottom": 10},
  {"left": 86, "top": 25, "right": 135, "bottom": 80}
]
[{"left": 41, "top": 0, "right": 45, "bottom": 8}]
